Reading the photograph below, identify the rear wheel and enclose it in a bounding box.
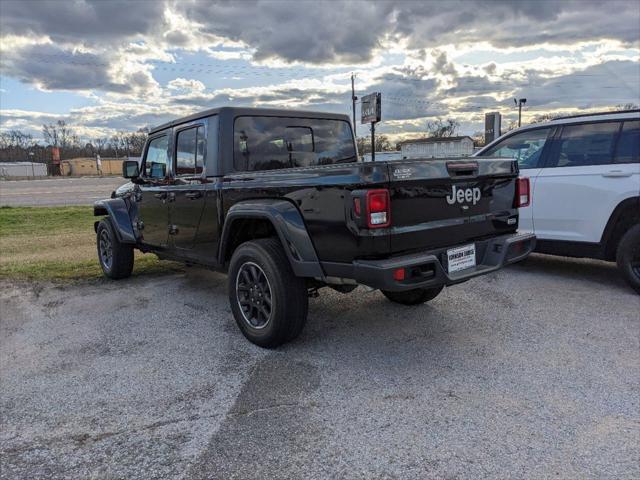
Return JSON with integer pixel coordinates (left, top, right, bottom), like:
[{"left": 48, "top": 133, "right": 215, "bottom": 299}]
[
  {"left": 228, "top": 238, "right": 308, "bottom": 348},
  {"left": 96, "top": 218, "right": 134, "bottom": 279},
  {"left": 616, "top": 224, "right": 640, "bottom": 294},
  {"left": 381, "top": 286, "right": 444, "bottom": 305}
]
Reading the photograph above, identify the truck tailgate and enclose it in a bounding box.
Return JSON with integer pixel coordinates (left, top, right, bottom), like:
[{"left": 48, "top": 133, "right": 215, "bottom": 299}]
[{"left": 387, "top": 158, "right": 519, "bottom": 255}]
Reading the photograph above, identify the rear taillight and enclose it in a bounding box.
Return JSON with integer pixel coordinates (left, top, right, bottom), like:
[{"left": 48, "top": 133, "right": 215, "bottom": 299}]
[
  {"left": 516, "top": 177, "right": 530, "bottom": 208},
  {"left": 365, "top": 189, "right": 391, "bottom": 228}
]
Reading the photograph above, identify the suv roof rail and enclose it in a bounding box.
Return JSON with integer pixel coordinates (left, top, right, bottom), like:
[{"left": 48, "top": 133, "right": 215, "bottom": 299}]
[{"left": 552, "top": 109, "right": 640, "bottom": 121}]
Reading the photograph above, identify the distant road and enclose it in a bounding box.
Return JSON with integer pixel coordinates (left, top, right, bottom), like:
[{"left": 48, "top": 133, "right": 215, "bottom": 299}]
[{"left": 0, "top": 177, "right": 126, "bottom": 207}]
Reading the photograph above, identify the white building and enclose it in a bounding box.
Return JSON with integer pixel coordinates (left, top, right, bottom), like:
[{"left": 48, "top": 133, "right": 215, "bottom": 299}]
[
  {"left": 0, "top": 162, "right": 48, "bottom": 178},
  {"left": 399, "top": 136, "right": 475, "bottom": 159}
]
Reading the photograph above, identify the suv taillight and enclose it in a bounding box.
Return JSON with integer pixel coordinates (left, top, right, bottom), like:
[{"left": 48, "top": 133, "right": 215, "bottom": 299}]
[
  {"left": 516, "top": 177, "right": 530, "bottom": 208},
  {"left": 366, "top": 189, "right": 391, "bottom": 228}
]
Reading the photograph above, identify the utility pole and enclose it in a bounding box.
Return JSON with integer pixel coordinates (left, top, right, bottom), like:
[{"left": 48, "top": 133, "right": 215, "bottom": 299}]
[
  {"left": 514, "top": 98, "right": 527, "bottom": 127},
  {"left": 351, "top": 73, "right": 357, "bottom": 137}
]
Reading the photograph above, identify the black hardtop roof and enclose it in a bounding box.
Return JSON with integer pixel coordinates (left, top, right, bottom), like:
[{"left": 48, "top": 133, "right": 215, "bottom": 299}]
[{"left": 149, "top": 106, "right": 352, "bottom": 134}]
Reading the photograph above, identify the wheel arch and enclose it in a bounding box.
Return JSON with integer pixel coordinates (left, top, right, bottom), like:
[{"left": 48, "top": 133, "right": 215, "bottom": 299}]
[
  {"left": 219, "top": 199, "right": 324, "bottom": 278},
  {"left": 93, "top": 199, "right": 136, "bottom": 244},
  {"left": 601, "top": 196, "right": 640, "bottom": 261}
]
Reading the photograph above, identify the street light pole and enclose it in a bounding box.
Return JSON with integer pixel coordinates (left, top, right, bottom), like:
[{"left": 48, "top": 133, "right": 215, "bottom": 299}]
[{"left": 515, "top": 98, "right": 527, "bottom": 127}]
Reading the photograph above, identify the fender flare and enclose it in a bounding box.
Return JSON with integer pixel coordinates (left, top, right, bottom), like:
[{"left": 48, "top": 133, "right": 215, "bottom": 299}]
[
  {"left": 93, "top": 198, "right": 136, "bottom": 244},
  {"left": 219, "top": 199, "right": 324, "bottom": 278}
]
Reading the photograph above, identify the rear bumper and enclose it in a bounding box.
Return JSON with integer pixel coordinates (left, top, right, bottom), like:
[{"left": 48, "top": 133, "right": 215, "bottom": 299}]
[{"left": 321, "top": 232, "right": 536, "bottom": 291}]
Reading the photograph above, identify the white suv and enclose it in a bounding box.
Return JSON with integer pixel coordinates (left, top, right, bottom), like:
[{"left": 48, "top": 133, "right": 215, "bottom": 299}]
[{"left": 475, "top": 110, "right": 640, "bottom": 293}]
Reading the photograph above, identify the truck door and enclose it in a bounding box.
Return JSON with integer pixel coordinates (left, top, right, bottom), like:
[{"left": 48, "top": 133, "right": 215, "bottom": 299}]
[
  {"left": 169, "top": 125, "right": 207, "bottom": 250},
  {"left": 137, "top": 134, "right": 170, "bottom": 247}
]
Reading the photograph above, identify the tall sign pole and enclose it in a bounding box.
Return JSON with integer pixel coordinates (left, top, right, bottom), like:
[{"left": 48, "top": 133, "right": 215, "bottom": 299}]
[
  {"left": 361, "top": 92, "right": 381, "bottom": 161},
  {"left": 351, "top": 73, "right": 357, "bottom": 137}
]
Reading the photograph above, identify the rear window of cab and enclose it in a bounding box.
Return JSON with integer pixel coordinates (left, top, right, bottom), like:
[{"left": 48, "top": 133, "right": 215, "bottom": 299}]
[{"left": 233, "top": 116, "right": 356, "bottom": 172}]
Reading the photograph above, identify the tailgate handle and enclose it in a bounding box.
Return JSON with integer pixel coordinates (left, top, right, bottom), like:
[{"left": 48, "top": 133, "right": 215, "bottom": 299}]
[{"left": 447, "top": 161, "right": 478, "bottom": 177}]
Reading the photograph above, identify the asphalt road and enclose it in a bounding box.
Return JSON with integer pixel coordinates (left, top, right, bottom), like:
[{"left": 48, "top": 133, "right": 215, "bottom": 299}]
[
  {"left": 1, "top": 255, "right": 638, "bottom": 479},
  {"left": 0, "top": 177, "right": 125, "bottom": 207}
]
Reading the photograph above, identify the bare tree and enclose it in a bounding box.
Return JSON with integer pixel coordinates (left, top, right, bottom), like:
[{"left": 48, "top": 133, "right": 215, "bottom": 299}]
[
  {"left": 613, "top": 103, "right": 639, "bottom": 111},
  {"left": 94, "top": 137, "right": 108, "bottom": 154},
  {"left": 42, "top": 120, "right": 76, "bottom": 150},
  {"left": 356, "top": 134, "right": 394, "bottom": 154},
  {"left": 426, "top": 118, "right": 459, "bottom": 138}
]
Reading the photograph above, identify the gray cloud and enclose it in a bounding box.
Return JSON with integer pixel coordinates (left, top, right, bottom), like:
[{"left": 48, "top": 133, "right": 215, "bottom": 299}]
[
  {"left": 0, "top": 0, "right": 165, "bottom": 44},
  {"left": 182, "top": 0, "right": 640, "bottom": 64},
  {"left": 3, "top": 0, "right": 638, "bottom": 67}
]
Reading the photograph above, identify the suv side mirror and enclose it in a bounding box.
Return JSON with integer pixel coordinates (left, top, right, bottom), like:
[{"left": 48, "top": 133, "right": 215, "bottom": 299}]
[{"left": 122, "top": 160, "right": 140, "bottom": 179}]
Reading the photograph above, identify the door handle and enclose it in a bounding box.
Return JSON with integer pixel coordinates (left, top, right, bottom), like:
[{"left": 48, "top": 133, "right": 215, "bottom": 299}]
[
  {"left": 154, "top": 192, "right": 167, "bottom": 199},
  {"left": 185, "top": 191, "right": 202, "bottom": 199},
  {"left": 167, "top": 192, "right": 176, "bottom": 202},
  {"left": 602, "top": 170, "right": 632, "bottom": 178}
]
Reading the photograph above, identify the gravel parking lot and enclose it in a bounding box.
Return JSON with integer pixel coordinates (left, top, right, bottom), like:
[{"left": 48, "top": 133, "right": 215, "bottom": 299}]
[{"left": 1, "top": 254, "right": 638, "bottom": 479}]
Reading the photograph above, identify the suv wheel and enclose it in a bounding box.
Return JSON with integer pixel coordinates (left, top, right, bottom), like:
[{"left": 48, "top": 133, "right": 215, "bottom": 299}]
[
  {"left": 228, "top": 238, "right": 308, "bottom": 348},
  {"left": 96, "top": 218, "right": 134, "bottom": 279},
  {"left": 616, "top": 224, "right": 640, "bottom": 294},
  {"left": 381, "top": 286, "right": 444, "bottom": 305}
]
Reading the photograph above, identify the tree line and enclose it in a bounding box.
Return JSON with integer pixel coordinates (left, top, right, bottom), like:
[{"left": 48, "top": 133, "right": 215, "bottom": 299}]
[{"left": 0, "top": 120, "right": 148, "bottom": 163}]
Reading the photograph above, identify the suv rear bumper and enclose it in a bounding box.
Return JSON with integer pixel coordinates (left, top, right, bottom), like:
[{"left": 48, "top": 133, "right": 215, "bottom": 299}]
[{"left": 321, "top": 232, "right": 536, "bottom": 292}]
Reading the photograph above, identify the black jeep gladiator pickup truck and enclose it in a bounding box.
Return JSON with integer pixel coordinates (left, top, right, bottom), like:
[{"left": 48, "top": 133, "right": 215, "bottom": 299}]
[{"left": 94, "top": 107, "right": 535, "bottom": 347}]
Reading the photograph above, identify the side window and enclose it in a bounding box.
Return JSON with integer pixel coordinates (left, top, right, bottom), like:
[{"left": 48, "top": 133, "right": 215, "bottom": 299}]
[
  {"left": 234, "top": 116, "right": 356, "bottom": 172},
  {"left": 614, "top": 120, "right": 639, "bottom": 164},
  {"left": 235, "top": 117, "right": 289, "bottom": 171},
  {"left": 175, "top": 126, "right": 205, "bottom": 176},
  {"left": 550, "top": 122, "right": 619, "bottom": 168},
  {"left": 143, "top": 136, "right": 168, "bottom": 179},
  {"left": 481, "top": 128, "right": 550, "bottom": 169}
]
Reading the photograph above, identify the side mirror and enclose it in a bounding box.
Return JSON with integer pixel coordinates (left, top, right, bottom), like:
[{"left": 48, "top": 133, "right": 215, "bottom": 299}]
[{"left": 122, "top": 160, "right": 140, "bottom": 179}]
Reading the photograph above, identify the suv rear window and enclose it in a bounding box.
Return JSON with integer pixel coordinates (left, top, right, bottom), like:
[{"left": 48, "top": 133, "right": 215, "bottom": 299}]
[
  {"left": 614, "top": 120, "right": 640, "bottom": 164},
  {"left": 550, "top": 122, "right": 619, "bottom": 167},
  {"left": 234, "top": 116, "right": 356, "bottom": 172}
]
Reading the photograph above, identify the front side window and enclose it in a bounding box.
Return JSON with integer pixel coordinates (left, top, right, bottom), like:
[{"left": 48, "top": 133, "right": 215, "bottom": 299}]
[
  {"left": 614, "top": 120, "right": 639, "bottom": 164},
  {"left": 550, "top": 122, "right": 619, "bottom": 167},
  {"left": 175, "top": 126, "right": 205, "bottom": 176},
  {"left": 143, "top": 136, "right": 168, "bottom": 179},
  {"left": 481, "top": 128, "right": 551, "bottom": 169},
  {"left": 234, "top": 116, "right": 356, "bottom": 172}
]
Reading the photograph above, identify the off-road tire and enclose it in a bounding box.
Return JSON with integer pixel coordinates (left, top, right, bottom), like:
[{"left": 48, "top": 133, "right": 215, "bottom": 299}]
[
  {"left": 228, "top": 238, "right": 308, "bottom": 348},
  {"left": 381, "top": 286, "right": 444, "bottom": 305},
  {"left": 96, "top": 218, "right": 134, "bottom": 279},
  {"left": 616, "top": 224, "right": 640, "bottom": 295}
]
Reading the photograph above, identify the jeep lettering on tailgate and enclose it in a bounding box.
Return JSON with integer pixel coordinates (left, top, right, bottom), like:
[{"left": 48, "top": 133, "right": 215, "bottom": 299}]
[{"left": 446, "top": 185, "right": 481, "bottom": 205}]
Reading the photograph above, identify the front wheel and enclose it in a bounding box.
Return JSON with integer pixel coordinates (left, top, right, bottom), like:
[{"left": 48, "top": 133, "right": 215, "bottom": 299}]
[
  {"left": 381, "top": 286, "right": 444, "bottom": 305},
  {"left": 96, "top": 219, "right": 134, "bottom": 279},
  {"left": 228, "top": 238, "right": 308, "bottom": 348},
  {"left": 616, "top": 224, "right": 640, "bottom": 295}
]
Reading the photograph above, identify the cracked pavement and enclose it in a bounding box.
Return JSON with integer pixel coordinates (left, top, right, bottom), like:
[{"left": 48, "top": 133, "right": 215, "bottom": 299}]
[{"left": 1, "top": 254, "right": 639, "bottom": 479}]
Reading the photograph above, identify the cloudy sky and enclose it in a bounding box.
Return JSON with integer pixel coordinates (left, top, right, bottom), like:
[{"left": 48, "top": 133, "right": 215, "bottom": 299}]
[{"left": 1, "top": 0, "right": 639, "bottom": 143}]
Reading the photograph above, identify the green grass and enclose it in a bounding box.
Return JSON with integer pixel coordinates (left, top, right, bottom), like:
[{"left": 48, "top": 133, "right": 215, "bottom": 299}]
[
  {"left": 0, "top": 206, "right": 92, "bottom": 236},
  {"left": 0, "top": 206, "right": 183, "bottom": 281}
]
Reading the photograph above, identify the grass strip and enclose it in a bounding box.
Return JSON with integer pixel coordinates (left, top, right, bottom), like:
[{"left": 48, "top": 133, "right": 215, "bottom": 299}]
[{"left": 0, "top": 206, "right": 183, "bottom": 281}]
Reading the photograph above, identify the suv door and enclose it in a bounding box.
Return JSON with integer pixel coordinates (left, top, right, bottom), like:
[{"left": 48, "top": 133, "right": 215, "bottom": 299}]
[
  {"left": 169, "top": 124, "right": 207, "bottom": 250},
  {"left": 137, "top": 134, "right": 170, "bottom": 247},
  {"left": 478, "top": 126, "right": 552, "bottom": 233},
  {"left": 534, "top": 121, "right": 634, "bottom": 243}
]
